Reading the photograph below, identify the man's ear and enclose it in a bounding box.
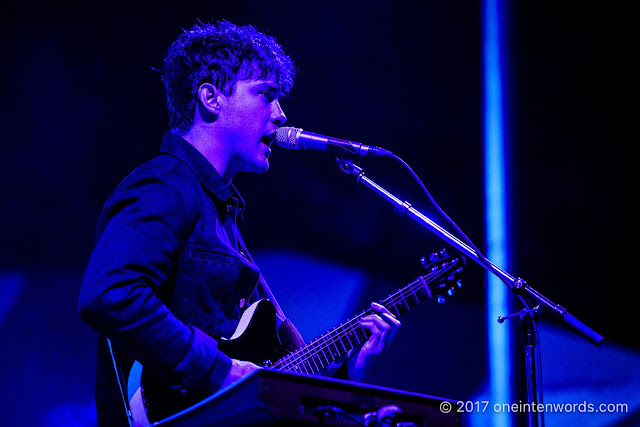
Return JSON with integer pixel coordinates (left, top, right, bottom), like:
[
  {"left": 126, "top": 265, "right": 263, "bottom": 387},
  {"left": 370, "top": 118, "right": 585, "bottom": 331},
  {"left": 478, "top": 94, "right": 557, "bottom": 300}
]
[{"left": 197, "top": 82, "right": 223, "bottom": 118}]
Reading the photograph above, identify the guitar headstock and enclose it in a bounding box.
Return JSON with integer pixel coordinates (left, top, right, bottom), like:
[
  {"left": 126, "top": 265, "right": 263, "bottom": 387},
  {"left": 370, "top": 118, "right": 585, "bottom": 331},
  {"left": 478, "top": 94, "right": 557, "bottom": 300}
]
[{"left": 419, "top": 249, "right": 468, "bottom": 303}]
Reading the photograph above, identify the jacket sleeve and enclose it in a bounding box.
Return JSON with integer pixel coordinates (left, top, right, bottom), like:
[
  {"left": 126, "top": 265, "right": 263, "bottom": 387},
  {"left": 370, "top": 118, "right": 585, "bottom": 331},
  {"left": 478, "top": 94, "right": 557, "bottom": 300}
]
[{"left": 78, "top": 172, "right": 231, "bottom": 394}]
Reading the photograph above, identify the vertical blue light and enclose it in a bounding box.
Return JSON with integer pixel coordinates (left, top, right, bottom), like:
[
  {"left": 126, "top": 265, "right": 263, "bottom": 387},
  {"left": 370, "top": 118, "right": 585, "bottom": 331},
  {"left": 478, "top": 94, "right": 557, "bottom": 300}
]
[{"left": 483, "top": 0, "right": 513, "bottom": 426}]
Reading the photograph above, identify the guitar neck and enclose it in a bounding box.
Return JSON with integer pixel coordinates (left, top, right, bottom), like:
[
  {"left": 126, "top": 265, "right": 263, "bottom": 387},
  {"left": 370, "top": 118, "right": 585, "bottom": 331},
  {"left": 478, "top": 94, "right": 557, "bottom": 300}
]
[{"left": 271, "top": 258, "right": 461, "bottom": 375}]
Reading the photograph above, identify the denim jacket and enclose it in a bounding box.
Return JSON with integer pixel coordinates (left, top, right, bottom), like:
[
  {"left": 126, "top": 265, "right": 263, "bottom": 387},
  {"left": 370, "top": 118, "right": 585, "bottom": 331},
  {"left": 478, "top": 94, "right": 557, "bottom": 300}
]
[{"left": 78, "top": 133, "right": 306, "bottom": 425}]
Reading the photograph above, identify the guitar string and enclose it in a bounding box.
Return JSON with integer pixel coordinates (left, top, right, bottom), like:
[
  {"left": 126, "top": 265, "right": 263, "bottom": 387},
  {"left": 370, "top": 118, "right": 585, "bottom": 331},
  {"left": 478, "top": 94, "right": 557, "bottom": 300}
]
[
  {"left": 274, "top": 260, "right": 462, "bottom": 373},
  {"left": 274, "top": 294, "right": 413, "bottom": 372},
  {"left": 279, "top": 260, "right": 463, "bottom": 374},
  {"left": 274, "top": 263, "right": 457, "bottom": 373},
  {"left": 274, "top": 262, "right": 461, "bottom": 373},
  {"left": 275, "top": 286, "right": 428, "bottom": 374},
  {"left": 273, "top": 274, "right": 435, "bottom": 372}
]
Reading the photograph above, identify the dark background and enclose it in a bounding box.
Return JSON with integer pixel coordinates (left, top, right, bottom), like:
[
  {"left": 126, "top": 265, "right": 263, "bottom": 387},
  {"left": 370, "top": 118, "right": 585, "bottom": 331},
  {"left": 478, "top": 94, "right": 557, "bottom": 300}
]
[{"left": 0, "top": 1, "right": 634, "bottom": 426}]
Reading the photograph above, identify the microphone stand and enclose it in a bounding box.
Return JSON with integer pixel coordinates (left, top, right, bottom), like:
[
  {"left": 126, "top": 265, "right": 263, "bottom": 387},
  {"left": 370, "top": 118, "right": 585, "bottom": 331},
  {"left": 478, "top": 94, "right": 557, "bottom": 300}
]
[{"left": 335, "top": 158, "right": 604, "bottom": 427}]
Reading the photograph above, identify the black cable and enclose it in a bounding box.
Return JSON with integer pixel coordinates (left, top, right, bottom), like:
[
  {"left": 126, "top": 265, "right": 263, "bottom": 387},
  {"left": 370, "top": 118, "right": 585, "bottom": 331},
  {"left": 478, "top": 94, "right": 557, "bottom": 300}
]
[
  {"left": 388, "top": 153, "right": 530, "bottom": 310},
  {"left": 387, "top": 154, "right": 547, "bottom": 423}
]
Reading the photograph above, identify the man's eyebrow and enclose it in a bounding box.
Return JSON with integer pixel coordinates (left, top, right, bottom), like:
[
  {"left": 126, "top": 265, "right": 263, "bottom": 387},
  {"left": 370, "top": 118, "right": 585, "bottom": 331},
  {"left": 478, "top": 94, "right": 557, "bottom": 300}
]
[
  {"left": 253, "top": 81, "right": 277, "bottom": 91},
  {"left": 252, "top": 82, "right": 279, "bottom": 99}
]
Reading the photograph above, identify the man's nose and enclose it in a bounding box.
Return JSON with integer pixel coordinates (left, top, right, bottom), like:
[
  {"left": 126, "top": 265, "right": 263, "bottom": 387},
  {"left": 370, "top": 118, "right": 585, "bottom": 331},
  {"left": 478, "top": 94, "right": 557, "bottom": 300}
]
[{"left": 271, "top": 100, "right": 287, "bottom": 126}]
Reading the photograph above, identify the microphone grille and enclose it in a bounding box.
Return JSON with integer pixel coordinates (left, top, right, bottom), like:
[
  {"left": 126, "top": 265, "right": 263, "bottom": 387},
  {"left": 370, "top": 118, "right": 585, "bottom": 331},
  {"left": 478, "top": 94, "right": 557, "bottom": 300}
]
[{"left": 276, "top": 127, "right": 302, "bottom": 149}]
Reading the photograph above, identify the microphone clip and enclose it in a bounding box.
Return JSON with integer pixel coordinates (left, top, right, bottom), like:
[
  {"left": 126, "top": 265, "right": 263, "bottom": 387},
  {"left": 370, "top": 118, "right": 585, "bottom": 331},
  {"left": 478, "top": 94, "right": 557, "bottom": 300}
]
[{"left": 335, "top": 158, "right": 365, "bottom": 183}]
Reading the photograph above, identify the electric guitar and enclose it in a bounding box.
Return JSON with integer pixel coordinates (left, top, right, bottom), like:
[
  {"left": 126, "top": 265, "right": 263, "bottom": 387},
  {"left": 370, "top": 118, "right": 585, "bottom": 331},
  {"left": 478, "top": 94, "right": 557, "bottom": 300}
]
[{"left": 127, "top": 250, "right": 467, "bottom": 426}]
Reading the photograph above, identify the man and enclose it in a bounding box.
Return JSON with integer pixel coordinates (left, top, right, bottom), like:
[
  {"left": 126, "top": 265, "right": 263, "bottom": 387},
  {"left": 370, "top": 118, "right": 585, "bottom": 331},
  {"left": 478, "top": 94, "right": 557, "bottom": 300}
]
[{"left": 78, "top": 20, "right": 400, "bottom": 426}]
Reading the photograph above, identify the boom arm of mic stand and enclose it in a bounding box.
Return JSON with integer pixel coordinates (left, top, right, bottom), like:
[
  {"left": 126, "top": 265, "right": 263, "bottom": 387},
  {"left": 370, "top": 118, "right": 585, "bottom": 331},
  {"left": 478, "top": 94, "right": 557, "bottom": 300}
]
[{"left": 336, "top": 159, "right": 604, "bottom": 347}]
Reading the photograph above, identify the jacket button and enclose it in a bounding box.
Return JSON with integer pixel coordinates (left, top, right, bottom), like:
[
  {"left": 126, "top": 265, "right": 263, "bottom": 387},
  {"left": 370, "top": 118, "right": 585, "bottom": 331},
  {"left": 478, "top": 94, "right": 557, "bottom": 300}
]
[{"left": 239, "top": 298, "right": 246, "bottom": 308}]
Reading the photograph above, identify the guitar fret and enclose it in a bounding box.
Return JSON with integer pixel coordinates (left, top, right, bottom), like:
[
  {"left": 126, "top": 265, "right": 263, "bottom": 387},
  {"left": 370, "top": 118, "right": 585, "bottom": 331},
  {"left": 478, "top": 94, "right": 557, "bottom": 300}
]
[
  {"left": 400, "top": 294, "right": 410, "bottom": 312},
  {"left": 394, "top": 294, "right": 407, "bottom": 315},
  {"left": 303, "top": 350, "right": 316, "bottom": 372},
  {"left": 406, "top": 286, "right": 417, "bottom": 305},
  {"left": 347, "top": 323, "right": 360, "bottom": 345},
  {"left": 343, "top": 335, "right": 353, "bottom": 352},
  {"left": 353, "top": 328, "right": 360, "bottom": 345},
  {"left": 382, "top": 297, "right": 398, "bottom": 317},
  {"left": 310, "top": 355, "right": 319, "bottom": 372},
  {"left": 319, "top": 337, "right": 336, "bottom": 363},
  {"left": 389, "top": 301, "right": 401, "bottom": 318},
  {"left": 297, "top": 348, "right": 316, "bottom": 374},
  {"left": 419, "top": 276, "right": 432, "bottom": 299},
  {"left": 411, "top": 286, "right": 420, "bottom": 305},
  {"left": 337, "top": 327, "right": 348, "bottom": 353},
  {"left": 330, "top": 339, "right": 340, "bottom": 358},
  {"left": 313, "top": 349, "right": 323, "bottom": 366},
  {"left": 320, "top": 346, "right": 330, "bottom": 365},
  {"left": 339, "top": 323, "right": 355, "bottom": 352},
  {"left": 407, "top": 291, "right": 418, "bottom": 309}
]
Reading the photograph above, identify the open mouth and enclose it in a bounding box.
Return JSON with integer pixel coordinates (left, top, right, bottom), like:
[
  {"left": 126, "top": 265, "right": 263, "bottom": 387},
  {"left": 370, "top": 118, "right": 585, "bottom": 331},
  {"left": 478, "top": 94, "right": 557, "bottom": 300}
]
[
  {"left": 261, "top": 133, "right": 276, "bottom": 147},
  {"left": 260, "top": 135, "right": 274, "bottom": 158}
]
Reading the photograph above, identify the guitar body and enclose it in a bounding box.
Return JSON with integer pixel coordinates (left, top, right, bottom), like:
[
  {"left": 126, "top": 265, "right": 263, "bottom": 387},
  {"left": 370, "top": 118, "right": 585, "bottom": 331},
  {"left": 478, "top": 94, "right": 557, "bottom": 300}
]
[
  {"left": 129, "top": 299, "right": 289, "bottom": 425},
  {"left": 218, "top": 299, "right": 290, "bottom": 366}
]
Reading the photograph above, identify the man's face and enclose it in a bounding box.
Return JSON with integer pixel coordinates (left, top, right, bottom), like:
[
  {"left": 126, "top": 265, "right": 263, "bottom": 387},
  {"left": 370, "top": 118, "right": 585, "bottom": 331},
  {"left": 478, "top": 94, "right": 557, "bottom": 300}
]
[{"left": 217, "top": 76, "right": 287, "bottom": 176}]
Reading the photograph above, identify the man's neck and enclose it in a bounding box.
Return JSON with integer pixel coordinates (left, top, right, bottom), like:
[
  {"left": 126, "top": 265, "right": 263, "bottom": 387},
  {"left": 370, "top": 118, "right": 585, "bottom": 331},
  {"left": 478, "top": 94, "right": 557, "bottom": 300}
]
[{"left": 181, "top": 126, "right": 234, "bottom": 184}]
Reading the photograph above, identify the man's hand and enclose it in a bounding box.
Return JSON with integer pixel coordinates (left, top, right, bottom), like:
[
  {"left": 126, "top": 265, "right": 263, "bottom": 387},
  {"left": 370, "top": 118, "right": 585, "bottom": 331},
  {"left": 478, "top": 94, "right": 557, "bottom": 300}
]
[
  {"left": 219, "top": 359, "right": 261, "bottom": 389},
  {"left": 347, "top": 302, "right": 401, "bottom": 382}
]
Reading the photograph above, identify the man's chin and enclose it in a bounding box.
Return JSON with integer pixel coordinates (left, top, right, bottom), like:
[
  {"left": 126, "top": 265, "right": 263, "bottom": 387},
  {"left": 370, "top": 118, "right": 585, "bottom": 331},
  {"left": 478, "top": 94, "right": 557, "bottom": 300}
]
[
  {"left": 257, "top": 157, "right": 270, "bottom": 173},
  {"left": 246, "top": 160, "right": 270, "bottom": 174}
]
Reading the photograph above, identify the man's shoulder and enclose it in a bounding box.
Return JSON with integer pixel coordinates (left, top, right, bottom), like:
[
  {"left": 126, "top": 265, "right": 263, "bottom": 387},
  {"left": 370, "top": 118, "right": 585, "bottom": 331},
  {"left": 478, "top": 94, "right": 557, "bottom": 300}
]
[
  {"left": 102, "top": 153, "right": 203, "bottom": 217},
  {"left": 120, "top": 153, "right": 199, "bottom": 192},
  {"left": 97, "top": 153, "right": 203, "bottom": 231},
  {"left": 132, "top": 152, "right": 187, "bottom": 178}
]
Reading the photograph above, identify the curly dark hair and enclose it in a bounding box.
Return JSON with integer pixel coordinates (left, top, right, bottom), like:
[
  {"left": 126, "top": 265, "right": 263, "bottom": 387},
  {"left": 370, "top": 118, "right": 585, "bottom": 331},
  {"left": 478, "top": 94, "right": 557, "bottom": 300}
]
[{"left": 162, "top": 20, "right": 295, "bottom": 134}]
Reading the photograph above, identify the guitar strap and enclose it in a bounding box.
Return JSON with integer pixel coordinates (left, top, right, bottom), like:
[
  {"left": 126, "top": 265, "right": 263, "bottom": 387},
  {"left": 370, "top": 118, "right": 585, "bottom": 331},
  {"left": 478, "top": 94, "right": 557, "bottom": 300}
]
[
  {"left": 237, "top": 231, "right": 344, "bottom": 374},
  {"left": 235, "top": 227, "right": 306, "bottom": 351}
]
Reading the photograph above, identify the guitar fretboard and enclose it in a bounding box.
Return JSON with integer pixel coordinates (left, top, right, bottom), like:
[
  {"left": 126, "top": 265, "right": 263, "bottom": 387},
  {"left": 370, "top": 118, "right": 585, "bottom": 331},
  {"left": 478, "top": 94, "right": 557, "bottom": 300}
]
[{"left": 271, "top": 256, "right": 462, "bottom": 375}]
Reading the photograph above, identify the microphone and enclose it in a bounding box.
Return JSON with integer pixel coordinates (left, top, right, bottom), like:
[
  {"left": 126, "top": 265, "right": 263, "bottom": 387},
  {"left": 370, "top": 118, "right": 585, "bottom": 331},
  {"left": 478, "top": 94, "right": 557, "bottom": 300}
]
[{"left": 275, "top": 127, "right": 393, "bottom": 158}]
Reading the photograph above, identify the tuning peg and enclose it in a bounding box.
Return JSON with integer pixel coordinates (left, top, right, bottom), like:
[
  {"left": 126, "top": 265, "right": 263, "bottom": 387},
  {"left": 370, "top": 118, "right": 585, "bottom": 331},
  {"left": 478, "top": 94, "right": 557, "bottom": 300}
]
[
  {"left": 456, "top": 280, "right": 463, "bottom": 288},
  {"left": 439, "top": 248, "right": 448, "bottom": 257},
  {"left": 437, "top": 295, "right": 446, "bottom": 304},
  {"left": 428, "top": 252, "right": 440, "bottom": 262},
  {"left": 447, "top": 287, "right": 455, "bottom": 296},
  {"left": 420, "top": 256, "right": 429, "bottom": 268}
]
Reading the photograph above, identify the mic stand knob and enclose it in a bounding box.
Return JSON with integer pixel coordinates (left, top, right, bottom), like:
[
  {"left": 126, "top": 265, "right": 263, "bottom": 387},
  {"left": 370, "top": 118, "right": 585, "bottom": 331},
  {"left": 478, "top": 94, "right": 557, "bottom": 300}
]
[{"left": 497, "top": 305, "right": 541, "bottom": 324}]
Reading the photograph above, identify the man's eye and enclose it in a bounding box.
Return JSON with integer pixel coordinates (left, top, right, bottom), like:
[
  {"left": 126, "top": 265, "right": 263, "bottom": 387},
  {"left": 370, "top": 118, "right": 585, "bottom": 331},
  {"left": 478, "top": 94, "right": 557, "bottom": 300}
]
[{"left": 260, "top": 91, "right": 276, "bottom": 102}]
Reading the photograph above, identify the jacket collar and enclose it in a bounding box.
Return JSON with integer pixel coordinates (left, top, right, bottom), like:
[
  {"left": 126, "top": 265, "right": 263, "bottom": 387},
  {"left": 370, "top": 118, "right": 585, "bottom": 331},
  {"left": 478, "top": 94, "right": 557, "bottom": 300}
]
[{"left": 159, "top": 132, "right": 245, "bottom": 209}]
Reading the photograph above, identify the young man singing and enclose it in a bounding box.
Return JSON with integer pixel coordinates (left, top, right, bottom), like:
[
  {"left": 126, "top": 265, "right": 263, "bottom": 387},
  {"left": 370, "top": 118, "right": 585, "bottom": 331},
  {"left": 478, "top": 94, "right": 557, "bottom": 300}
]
[{"left": 78, "top": 20, "right": 400, "bottom": 426}]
